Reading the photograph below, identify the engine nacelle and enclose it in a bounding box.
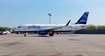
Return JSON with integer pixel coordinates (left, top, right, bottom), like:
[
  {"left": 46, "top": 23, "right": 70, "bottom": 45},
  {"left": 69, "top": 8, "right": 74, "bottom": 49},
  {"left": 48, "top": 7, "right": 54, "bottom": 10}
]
[{"left": 38, "top": 30, "right": 48, "bottom": 35}]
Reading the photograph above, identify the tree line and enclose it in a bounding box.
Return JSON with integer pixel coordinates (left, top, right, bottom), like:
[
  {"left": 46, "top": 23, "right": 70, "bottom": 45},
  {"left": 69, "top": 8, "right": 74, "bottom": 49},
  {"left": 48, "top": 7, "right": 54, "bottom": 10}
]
[
  {"left": 87, "top": 25, "right": 105, "bottom": 30},
  {"left": 0, "top": 27, "right": 10, "bottom": 31}
]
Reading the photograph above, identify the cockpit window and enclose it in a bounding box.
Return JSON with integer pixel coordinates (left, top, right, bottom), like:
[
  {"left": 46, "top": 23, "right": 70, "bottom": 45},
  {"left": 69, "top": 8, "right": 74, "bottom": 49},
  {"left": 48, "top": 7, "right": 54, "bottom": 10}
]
[{"left": 17, "top": 26, "right": 21, "bottom": 28}]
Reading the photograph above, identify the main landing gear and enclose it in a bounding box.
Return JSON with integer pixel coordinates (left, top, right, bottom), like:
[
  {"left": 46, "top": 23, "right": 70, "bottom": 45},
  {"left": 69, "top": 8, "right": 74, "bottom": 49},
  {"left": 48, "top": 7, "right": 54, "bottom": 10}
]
[{"left": 49, "top": 31, "right": 54, "bottom": 36}]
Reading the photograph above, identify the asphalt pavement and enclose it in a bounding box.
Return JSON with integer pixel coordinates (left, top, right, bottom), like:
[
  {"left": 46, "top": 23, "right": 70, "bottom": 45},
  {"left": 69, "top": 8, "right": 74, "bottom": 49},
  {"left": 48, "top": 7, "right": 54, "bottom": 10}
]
[{"left": 0, "top": 34, "right": 105, "bottom": 56}]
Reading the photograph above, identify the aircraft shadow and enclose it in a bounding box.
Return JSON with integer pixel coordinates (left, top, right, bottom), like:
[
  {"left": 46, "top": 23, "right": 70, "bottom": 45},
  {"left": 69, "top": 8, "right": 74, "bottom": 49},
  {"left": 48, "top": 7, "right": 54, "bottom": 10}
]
[{"left": 32, "top": 35, "right": 51, "bottom": 37}]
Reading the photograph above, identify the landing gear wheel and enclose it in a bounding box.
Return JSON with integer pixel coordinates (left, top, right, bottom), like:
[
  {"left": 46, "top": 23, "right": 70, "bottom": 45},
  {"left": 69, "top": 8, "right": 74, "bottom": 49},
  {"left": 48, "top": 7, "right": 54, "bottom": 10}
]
[
  {"left": 16, "top": 32, "right": 18, "bottom": 34},
  {"left": 49, "top": 34, "right": 54, "bottom": 36}
]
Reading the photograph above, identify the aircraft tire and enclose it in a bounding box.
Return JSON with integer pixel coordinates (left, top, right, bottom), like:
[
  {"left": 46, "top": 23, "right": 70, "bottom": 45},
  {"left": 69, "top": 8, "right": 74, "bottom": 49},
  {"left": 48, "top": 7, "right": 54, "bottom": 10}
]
[
  {"left": 49, "top": 34, "right": 54, "bottom": 36},
  {"left": 16, "top": 32, "right": 18, "bottom": 34}
]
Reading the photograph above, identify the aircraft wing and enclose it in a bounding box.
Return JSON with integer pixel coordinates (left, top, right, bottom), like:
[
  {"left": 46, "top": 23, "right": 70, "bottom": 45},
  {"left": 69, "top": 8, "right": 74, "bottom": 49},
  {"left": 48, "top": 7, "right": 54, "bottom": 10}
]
[{"left": 45, "top": 20, "right": 71, "bottom": 31}]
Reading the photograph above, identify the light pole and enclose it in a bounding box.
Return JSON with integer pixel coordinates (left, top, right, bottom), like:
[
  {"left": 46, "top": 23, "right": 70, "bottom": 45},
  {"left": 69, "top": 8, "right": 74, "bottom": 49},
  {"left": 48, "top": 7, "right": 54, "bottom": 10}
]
[{"left": 48, "top": 13, "right": 52, "bottom": 24}]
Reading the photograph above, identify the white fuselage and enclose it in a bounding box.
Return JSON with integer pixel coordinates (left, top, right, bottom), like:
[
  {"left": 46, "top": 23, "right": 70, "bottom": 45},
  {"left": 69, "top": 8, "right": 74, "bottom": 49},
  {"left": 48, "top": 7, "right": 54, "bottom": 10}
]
[{"left": 15, "top": 24, "right": 88, "bottom": 32}]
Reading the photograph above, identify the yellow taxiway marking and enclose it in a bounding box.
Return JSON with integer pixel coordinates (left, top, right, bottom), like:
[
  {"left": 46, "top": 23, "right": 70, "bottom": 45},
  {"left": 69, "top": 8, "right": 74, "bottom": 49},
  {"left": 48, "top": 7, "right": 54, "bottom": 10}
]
[{"left": 0, "top": 38, "right": 11, "bottom": 42}]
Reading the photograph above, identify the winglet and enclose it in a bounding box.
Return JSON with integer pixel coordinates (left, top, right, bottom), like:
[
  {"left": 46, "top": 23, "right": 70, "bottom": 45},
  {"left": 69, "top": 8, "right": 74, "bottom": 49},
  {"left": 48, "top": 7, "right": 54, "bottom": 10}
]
[{"left": 65, "top": 20, "right": 71, "bottom": 26}]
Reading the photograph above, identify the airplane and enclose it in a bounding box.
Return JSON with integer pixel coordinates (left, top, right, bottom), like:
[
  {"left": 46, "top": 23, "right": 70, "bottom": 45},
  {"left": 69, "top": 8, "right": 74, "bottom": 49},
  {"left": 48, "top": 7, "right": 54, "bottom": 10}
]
[{"left": 14, "top": 12, "right": 91, "bottom": 36}]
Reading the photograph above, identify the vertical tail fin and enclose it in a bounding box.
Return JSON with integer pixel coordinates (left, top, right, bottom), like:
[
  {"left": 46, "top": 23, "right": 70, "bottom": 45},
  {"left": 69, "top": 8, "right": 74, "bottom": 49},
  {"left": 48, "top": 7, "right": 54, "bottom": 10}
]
[{"left": 75, "top": 12, "right": 89, "bottom": 24}]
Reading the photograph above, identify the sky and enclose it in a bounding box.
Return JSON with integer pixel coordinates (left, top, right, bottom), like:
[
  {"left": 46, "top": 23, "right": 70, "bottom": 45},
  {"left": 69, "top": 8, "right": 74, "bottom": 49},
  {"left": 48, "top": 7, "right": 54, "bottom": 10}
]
[{"left": 0, "top": 0, "right": 105, "bottom": 27}]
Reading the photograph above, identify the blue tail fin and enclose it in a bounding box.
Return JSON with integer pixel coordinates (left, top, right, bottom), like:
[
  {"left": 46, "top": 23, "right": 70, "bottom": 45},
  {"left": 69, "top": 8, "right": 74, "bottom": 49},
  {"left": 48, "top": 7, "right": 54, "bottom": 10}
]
[{"left": 75, "top": 12, "right": 89, "bottom": 24}]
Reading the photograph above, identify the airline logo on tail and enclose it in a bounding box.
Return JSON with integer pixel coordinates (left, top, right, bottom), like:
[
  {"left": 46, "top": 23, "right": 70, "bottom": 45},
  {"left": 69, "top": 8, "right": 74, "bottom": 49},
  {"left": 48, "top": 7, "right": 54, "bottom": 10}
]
[
  {"left": 80, "top": 20, "right": 86, "bottom": 22},
  {"left": 75, "top": 12, "right": 89, "bottom": 24}
]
